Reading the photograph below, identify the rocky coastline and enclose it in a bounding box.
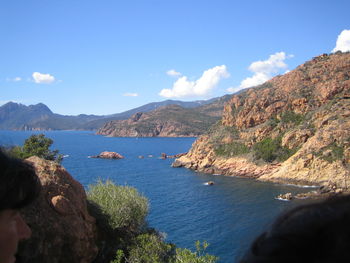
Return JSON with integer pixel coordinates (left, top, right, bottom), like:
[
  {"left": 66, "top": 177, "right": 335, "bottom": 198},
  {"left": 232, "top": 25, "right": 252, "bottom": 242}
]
[{"left": 173, "top": 52, "right": 350, "bottom": 198}]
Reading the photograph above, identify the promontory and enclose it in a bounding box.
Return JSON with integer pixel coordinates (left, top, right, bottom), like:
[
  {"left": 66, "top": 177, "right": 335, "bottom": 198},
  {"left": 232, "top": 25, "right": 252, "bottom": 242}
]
[{"left": 173, "top": 52, "right": 350, "bottom": 193}]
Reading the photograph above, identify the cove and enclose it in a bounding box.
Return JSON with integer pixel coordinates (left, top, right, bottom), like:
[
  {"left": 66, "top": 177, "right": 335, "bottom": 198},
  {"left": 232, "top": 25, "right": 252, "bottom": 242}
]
[{"left": 0, "top": 130, "right": 311, "bottom": 262}]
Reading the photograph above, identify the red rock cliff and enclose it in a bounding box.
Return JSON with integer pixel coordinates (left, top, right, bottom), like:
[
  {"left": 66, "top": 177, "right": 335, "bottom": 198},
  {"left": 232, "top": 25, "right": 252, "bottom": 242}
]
[{"left": 174, "top": 52, "right": 350, "bottom": 190}]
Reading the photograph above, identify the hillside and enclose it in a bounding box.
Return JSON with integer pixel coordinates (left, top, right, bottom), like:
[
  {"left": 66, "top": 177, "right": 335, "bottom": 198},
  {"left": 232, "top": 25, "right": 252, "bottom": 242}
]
[
  {"left": 96, "top": 98, "right": 230, "bottom": 137},
  {"left": 77, "top": 97, "right": 228, "bottom": 130},
  {"left": 173, "top": 52, "right": 350, "bottom": 192},
  {"left": 0, "top": 97, "right": 229, "bottom": 131}
]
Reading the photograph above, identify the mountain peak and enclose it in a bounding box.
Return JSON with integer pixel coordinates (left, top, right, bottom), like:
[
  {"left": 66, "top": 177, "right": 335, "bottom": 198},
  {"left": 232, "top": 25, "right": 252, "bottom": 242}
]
[{"left": 28, "top": 103, "right": 53, "bottom": 114}]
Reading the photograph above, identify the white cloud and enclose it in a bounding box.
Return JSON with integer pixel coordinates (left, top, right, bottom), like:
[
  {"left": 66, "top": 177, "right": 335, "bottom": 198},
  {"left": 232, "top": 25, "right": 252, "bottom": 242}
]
[
  {"left": 32, "top": 72, "right": 55, "bottom": 84},
  {"left": 227, "top": 52, "right": 292, "bottom": 93},
  {"left": 332, "top": 29, "right": 350, "bottom": 53},
  {"left": 166, "top": 69, "right": 182, "bottom": 77},
  {"left": 123, "top": 93, "right": 139, "bottom": 97},
  {"left": 6, "top": 77, "right": 22, "bottom": 82},
  {"left": 160, "top": 65, "right": 229, "bottom": 98},
  {"left": 227, "top": 86, "right": 242, "bottom": 93}
]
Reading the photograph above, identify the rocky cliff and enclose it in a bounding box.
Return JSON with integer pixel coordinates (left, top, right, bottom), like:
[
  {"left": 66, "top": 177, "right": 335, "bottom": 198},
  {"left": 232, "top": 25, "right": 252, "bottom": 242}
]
[
  {"left": 173, "top": 52, "right": 350, "bottom": 191},
  {"left": 96, "top": 103, "right": 226, "bottom": 137},
  {"left": 18, "top": 157, "right": 98, "bottom": 263}
]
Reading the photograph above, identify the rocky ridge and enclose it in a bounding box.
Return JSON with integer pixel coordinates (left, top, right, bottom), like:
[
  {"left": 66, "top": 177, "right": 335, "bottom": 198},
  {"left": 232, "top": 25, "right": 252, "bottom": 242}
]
[
  {"left": 173, "top": 52, "right": 350, "bottom": 192},
  {"left": 97, "top": 103, "right": 224, "bottom": 137}
]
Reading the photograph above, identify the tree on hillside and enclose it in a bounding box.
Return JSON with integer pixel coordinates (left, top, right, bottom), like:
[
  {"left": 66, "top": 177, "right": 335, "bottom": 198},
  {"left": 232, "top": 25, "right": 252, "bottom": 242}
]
[{"left": 8, "top": 134, "right": 63, "bottom": 163}]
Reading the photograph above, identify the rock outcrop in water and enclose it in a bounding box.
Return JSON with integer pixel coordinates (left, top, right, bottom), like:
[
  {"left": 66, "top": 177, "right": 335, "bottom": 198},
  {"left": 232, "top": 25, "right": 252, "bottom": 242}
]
[
  {"left": 173, "top": 52, "right": 350, "bottom": 192},
  {"left": 91, "top": 151, "right": 124, "bottom": 159},
  {"left": 18, "top": 156, "right": 98, "bottom": 263}
]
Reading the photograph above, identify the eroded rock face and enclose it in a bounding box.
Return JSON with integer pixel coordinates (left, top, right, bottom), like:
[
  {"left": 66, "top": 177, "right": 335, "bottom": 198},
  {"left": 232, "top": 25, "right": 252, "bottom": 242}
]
[
  {"left": 18, "top": 156, "right": 98, "bottom": 263},
  {"left": 174, "top": 52, "right": 350, "bottom": 190},
  {"left": 222, "top": 52, "right": 350, "bottom": 129},
  {"left": 281, "top": 129, "right": 313, "bottom": 149}
]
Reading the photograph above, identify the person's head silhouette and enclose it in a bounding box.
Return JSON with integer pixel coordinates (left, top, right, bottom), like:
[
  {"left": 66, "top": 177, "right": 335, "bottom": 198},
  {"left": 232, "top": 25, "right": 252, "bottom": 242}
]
[
  {"left": 0, "top": 150, "right": 41, "bottom": 263},
  {"left": 240, "top": 195, "right": 350, "bottom": 263}
]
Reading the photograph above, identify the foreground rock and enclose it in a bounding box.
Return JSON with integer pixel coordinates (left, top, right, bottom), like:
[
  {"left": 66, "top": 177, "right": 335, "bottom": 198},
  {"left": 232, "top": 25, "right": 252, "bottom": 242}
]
[
  {"left": 173, "top": 52, "right": 350, "bottom": 193},
  {"left": 18, "top": 156, "right": 98, "bottom": 263},
  {"left": 91, "top": 151, "right": 124, "bottom": 159}
]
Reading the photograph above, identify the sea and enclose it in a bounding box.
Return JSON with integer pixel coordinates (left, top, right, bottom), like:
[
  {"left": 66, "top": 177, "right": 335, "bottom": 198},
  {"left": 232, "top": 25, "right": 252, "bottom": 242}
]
[{"left": 0, "top": 130, "right": 314, "bottom": 263}]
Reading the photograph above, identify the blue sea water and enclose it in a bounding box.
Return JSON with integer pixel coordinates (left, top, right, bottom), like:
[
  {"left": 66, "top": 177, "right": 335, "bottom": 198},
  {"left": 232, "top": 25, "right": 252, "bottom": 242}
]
[{"left": 0, "top": 131, "right": 312, "bottom": 263}]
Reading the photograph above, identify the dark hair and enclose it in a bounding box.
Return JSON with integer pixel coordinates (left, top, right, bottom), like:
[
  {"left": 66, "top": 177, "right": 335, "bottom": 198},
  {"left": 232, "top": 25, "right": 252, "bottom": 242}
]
[
  {"left": 0, "top": 150, "right": 42, "bottom": 210},
  {"left": 240, "top": 195, "right": 350, "bottom": 263}
]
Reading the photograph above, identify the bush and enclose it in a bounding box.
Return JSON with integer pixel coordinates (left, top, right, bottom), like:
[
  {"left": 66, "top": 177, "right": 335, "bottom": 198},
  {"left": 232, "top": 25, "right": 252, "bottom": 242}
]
[
  {"left": 253, "top": 137, "right": 279, "bottom": 162},
  {"left": 112, "top": 233, "right": 174, "bottom": 263},
  {"left": 253, "top": 137, "right": 297, "bottom": 163},
  {"left": 280, "top": 111, "right": 305, "bottom": 125},
  {"left": 214, "top": 141, "right": 249, "bottom": 157},
  {"left": 170, "top": 241, "right": 218, "bottom": 263},
  {"left": 87, "top": 180, "right": 148, "bottom": 233},
  {"left": 208, "top": 123, "right": 240, "bottom": 144},
  {"left": 316, "top": 142, "right": 344, "bottom": 163},
  {"left": 88, "top": 180, "right": 218, "bottom": 263},
  {"left": 111, "top": 239, "right": 218, "bottom": 263},
  {"left": 6, "top": 134, "right": 62, "bottom": 163}
]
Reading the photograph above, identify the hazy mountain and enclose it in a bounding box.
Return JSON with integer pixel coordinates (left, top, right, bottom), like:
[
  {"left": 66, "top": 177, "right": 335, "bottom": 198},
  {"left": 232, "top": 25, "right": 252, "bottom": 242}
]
[{"left": 0, "top": 95, "right": 232, "bottom": 131}]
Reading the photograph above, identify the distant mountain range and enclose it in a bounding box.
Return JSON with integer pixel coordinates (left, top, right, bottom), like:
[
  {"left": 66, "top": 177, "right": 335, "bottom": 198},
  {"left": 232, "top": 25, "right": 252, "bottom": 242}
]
[{"left": 0, "top": 96, "right": 232, "bottom": 131}]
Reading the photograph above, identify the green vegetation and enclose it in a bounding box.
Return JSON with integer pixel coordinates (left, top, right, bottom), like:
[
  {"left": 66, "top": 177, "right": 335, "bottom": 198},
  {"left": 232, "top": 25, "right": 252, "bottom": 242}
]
[
  {"left": 280, "top": 111, "right": 305, "bottom": 125},
  {"left": 267, "top": 116, "right": 280, "bottom": 128},
  {"left": 253, "top": 136, "right": 298, "bottom": 163},
  {"left": 88, "top": 180, "right": 218, "bottom": 263},
  {"left": 111, "top": 233, "right": 174, "bottom": 263},
  {"left": 314, "top": 142, "right": 344, "bottom": 163},
  {"left": 88, "top": 180, "right": 148, "bottom": 232},
  {"left": 208, "top": 123, "right": 240, "bottom": 142},
  {"left": 4, "top": 134, "right": 62, "bottom": 163},
  {"left": 214, "top": 141, "right": 249, "bottom": 157},
  {"left": 170, "top": 241, "right": 218, "bottom": 263},
  {"left": 111, "top": 239, "right": 218, "bottom": 263},
  {"left": 267, "top": 111, "right": 305, "bottom": 128}
]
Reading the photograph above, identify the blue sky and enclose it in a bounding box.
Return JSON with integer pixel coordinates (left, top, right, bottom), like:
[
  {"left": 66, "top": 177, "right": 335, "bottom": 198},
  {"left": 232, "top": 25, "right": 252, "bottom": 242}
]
[{"left": 1, "top": 0, "right": 349, "bottom": 115}]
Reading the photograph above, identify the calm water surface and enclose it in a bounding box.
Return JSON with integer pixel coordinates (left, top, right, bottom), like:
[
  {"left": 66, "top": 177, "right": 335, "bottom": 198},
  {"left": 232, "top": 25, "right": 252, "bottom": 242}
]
[{"left": 0, "top": 131, "right": 312, "bottom": 262}]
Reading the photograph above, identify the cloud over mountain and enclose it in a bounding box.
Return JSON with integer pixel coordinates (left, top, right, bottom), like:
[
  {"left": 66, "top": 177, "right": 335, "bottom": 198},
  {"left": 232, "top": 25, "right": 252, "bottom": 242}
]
[
  {"left": 227, "top": 52, "right": 292, "bottom": 93},
  {"left": 160, "top": 65, "right": 229, "bottom": 98},
  {"left": 332, "top": 29, "right": 350, "bottom": 53}
]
